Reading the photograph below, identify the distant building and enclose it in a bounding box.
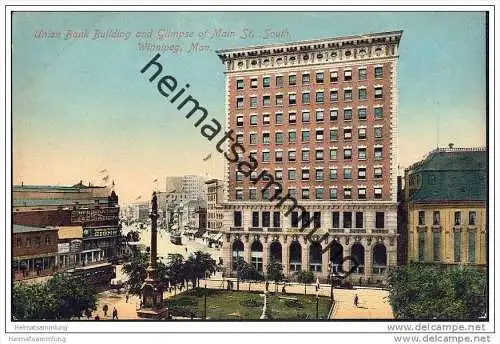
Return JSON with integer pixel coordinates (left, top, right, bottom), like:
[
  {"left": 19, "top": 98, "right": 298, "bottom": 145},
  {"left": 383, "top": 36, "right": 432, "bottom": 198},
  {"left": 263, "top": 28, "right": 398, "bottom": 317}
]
[
  {"left": 204, "top": 179, "right": 224, "bottom": 246},
  {"left": 405, "top": 147, "right": 487, "bottom": 267},
  {"left": 165, "top": 175, "right": 207, "bottom": 201},
  {"left": 12, "top": 182, "right": 121, "bottom": 276}
]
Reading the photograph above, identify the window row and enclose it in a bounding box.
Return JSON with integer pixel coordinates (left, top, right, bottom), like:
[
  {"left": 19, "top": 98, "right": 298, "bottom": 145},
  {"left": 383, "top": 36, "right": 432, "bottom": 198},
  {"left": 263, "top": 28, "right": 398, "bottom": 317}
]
[
  {"left": 15, "top": 235, "right": 53, "bottom": 248},
  {"left": 234, "top": 185, "right": 385, "bottom": 201},
  {"left": 236, "top": 67, "right": 384, "bottom": 90},
  {"left": 238, "top": 147, "right": 384, "bottom": 163},
  {"left": 236, "top": 166, "right": 384, "bottom": 182},
  {"left": 235, "top": 87, "right": 385, "bottom": 108},
  {"left": 418, "top": 227, "right": 477, "bottom": 264},
  {"left": 237, "top": 107, "right": 384, "bottom": 126},
  {"left": 417, "top": 210, "right": 477, "bottom": 227},
  {"left": 237, "top": 127, "right": 384, "bottom": 145},
  {"left": 233, "top": 210, "right": 386, "bottom": 229}
]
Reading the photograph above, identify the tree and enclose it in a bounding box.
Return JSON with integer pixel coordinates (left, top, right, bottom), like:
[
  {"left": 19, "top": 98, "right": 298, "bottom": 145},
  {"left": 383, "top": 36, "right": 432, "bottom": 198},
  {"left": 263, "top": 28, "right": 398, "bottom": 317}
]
[
  {"left": 236, "top": 258, "right": 264, "bottom": 287},
  {"left": 12, "top": 273, "right": 97, "bottom": 320},
  {"left": 295, "top": 270, "right": 314, "bottom": 295},
  {"left": 387, "top": 264, "right": 487, "bottom": 320},
  {"left": 121, "top": 252, "right": 148, "bottom": 296},
  {"left": 165, "top": 254, "right": 185, "bottom": 287},
  {"left": 126, "top": 230, "right": 140, "bottom": 242},
  {"left": 266, "top": 260, "right": 284, "bottom": 293}
]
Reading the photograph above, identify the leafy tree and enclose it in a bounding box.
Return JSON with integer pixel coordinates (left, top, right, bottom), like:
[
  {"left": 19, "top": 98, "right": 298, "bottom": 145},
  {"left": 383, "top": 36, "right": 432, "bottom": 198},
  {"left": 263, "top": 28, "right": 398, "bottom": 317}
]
[
  {"left": 126, "top": 230, "right": 141, "bottom": 242},
  {"left": 266, "top": 260, "right": 284, "bottom": 293},
  {"left": 12, "top": 273, "right": 97, "bottom": 320},
  {"left": 387, "top": 264, "right": 487, "bottom": 320},
  {"left": 183, "top": 251, "right": 217, "bottom": 288},
  {"left": 236, "top": 258, "right": 264, "bottom": 282},
  {"left": 121, "top": 252, "right": 148, "bottom": 296},
  {"left": 165, "top": 254, "right": 185, "bottom": 287},
  {"left": 295, "top": 270, "right": 314, "bottom": 295}
]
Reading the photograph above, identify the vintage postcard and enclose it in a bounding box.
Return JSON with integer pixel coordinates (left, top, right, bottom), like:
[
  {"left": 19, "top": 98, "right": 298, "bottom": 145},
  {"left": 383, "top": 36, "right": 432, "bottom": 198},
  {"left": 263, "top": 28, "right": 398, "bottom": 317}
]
[{"left": 2, "top": 3, "right": 497, "bottom": 344}]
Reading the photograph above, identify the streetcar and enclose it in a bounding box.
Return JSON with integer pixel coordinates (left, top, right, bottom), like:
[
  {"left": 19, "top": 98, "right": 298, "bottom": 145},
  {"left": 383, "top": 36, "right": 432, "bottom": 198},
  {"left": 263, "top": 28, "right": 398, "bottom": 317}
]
[{"left": 66, "top": 262, "right": 116, "bottom": 289}]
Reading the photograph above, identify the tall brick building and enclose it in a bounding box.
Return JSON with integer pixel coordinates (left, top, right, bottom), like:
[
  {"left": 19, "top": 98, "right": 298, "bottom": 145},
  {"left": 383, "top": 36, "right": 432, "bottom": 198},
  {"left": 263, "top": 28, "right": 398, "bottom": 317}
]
[{"left": 217, "top": 31, "right": 402, "bottom": 283}]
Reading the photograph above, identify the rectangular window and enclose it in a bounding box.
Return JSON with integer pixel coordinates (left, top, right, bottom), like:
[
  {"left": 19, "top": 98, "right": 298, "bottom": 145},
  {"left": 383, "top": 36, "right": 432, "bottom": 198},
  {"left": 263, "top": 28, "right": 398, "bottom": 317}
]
[
  {"left": 374, "top": 147, "right": 383, "bottom": 160},
  {"left": 358, "top": 167, "right": 366, "bottom": 180},
  {"left": 263, "top": 95, "right": 271, "bottom": 106},
  {"left": 236, "top": 171, "right": 243, "bottom": 181},
  {"left": 344, "top": 109, "right": 352, "bottom": 120},
  {"left": 374, "top": 107, "right": 383, "bottom": 119},
  {"left": 288, "top": 169, "right": 296, "bottom": 180},
  {"left": 355, "top": 212, "right": 364, "bottom": 228},
  {"left": 302, "top": 92, "right": 310, "bottom": 104},
  {"left": 275, "top": 170, "right": 283, "bottom": 180},
  {"left": 374, "top": 187, "right": 382, "bottom": 199},
  {"left": 332, "top": 212, "right": 340, "bottom": 228},
  {"left": 288, "top": 150, "right": 296, "bottom": 161},
  {"left": 315, "top": 149, "right": 324, "bottom": 161},
  {"left": 236, "top": 97, "right": 244, "bottom": 109},
  {"left": 343, "top": 212, "right": 352, "bottom": 228},
  {"left": 344, "top": 70, "right": 352, "bottom": 81},
  {"left": 236, "top": 134, "right": 243, "bottom": 144},
  {"left": 289, "top": 74, "right": 296, "bottom": 86},
  {"left": 344, "top": 128, "right": 352, "bottom": 140},
  {"left": 330, "top": 90, "right": 338, "bottom": 102},
  {"left": 418, "top": 231, "right": 425, "bottom": 262},
  {"left": 263, "top": 133, "right": 270, "bottom": 144},
  {"left": 316, "top": 110, "right": 324, "bottom": 122},
  {"left": 358, "top": 108, "right": 367, "bottom": 120},
  {"left": 300, "top": 73, "right": 310, "bottom": 85},
  {"left": 262, "top": 151, "right": 270, "bottom": 162},
  {"left": 302, "top": 189, "right": 310, "bottom": 200},
  {"left": 433, "top": 230, "right": 441, "bottom": 261},
  {"left": 315, "top": 168, "right": 323, "bottom": 180},
  {"left": 358, "top": 188, "right": 366, "bottom": 200},
  {"left": 418, "top": 211, "right": 425, "bottom": 226},
  {"left": 236, "top": 116, "right": 244, "bottom": 127},
  {"left": 358, "top": 127, "right": 367, "bottom": 139},
  {"left": 433, "top": 211, "right": 441, "bottom": 226},
  {"left": 329, "top": 129, "right": 338, "bottom": 141},
  {"left": 275, "top": 132, "right": 284, "bottom": 144},
  {"left": 236, "top": 79, "right": 244, "bottom": 89},
  {"left": 358, "top": 88, "right": 367, "bottom": 100},
  {"left": 454, "top": 230, "right": 461, "bottom": 262},
  {"left": 344, "top": 89, "right": 352, "bottom": 101},
  {"left": 289, "top": 112, "right": 296, "bottom": 124},
  {"left": 276, "top": 94, "right": 283, "bottom": 106},
  {"left": 375, "top": 66, "right": 383, "bottom": 78},
  {"left": 263, "top": 77, "right": 270, "bottom": 88},
  {"left": 250, "top": 115, "right": 258, "bottom": 125},
  {"left": 252, "top": 211, "right": 259, "bottom": 227},
  {"left": 316, "top": 91, "right": 324, "bottom": 103},
  {"left": 250, "top": 78, "right": 258, "bottom": 88},
  {"left": 329, "top": 188, "right": 337, "bottom": 200},
  {"left": 288, "top": 131, "right": 296, "bottom": 143},
  {"left": 236, "top": 190, "right": 243, "bottom": 200},
  {"left": 263, "top": 114, "right": 270, "bottom": 125},
  {"left": 262, "top": 211, "right": 271, "bottom": 227},
  {"left": 343, "top": 168, "right": 352, "bottom": 180},
  {"left": 302, "top": 111, "right": 310, "bottom": 122},
  {"left": 276, "top": 75, "right": 283, "bottom": 88},
  {"left": 454, "top": 212, "right": 461, "bottom": 226},
  {"left": 234, "top": 211, "right": 242, "bottom": 227},
  {"left": 329, "top": 168, "right": 337, "bottom": 180},
  {"left": 468, "top": 231, "right": 476, "bottom": 263},
  {"left": 315, "top": 188, "right": 323, "bottom": 200},
  {"left": 330, "top": 109, "right": 338, "bottom": 121},
  {"left": 276, "top": 151, "right": 283, "bottom": 163},
  {"left": 250, "top": 96, "right": 257, "bottom": 108},
  {"left": 375, "top": 127, "right": 383, "bottom": 139},
  {"left": 330, "top": 71, "right": 338, "bottom": 82},
  {"left": 344, "top": 188, "right": 352, "bottom": 200},
  {"left": 249, "top": 189, "right": 257, "bottom": 200},
  {"left": 302, "top": 169, "right": 310, "bottom": 180},
  {"left": 276, "top": 113, "right": 283, "bottom": 124},
  {"left": 374, "top": 167, "right": 383, "bottom": 179},
  {"left": 358, "top": 68, "right": 367, "bottom": 80},
  {"left": 358, "top": 148, "right": 367, "bottom": 160},
  {"left": 315, "top": 129, "right": 324, "bottom": 141},
  {"left": 291, "top": 212, "right": 299, "bottom": 228},
  {"left": 289, "top": 94, "right": 297, "bottom": 105},
  {"left": 273, "top": 212, "right": 281, "bottom": 227},
  {"left": 375, "top": 212, "right": 385, "bottom": 228},
  {"left": 302, "top": 131, "right": 310, "bottom": 142},
  {"left": 330, "top": 149, "right": 337, "bottom": 161},
  {"left": 249, "top": 133, "right": 257, "bottom": 144},
  {"left": 316, "top": 72, "right": 324, "bottom": 83},
  {"left": 469, "top": 211, "right": 477, "bottom": 225},
  {"left": 374, "top": 87, "right": 383, "bottom": 99},
  {"left": 344, "top": 148, "right": 352, "bottom": 160}
]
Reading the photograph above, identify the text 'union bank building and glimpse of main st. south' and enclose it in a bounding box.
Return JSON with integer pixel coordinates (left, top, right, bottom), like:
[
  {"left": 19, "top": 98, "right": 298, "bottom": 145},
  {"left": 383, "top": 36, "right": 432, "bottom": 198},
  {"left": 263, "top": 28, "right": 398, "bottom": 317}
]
[{"left": 216, "top": 31, "right": 403, "bottom": 284}]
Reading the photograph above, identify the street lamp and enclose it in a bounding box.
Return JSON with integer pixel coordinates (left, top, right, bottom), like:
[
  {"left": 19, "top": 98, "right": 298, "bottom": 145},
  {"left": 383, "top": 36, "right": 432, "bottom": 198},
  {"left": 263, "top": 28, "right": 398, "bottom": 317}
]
[
  {"left": 236, "top": 248, "right": 240, "bottom": 291},
  {"left": 328, "top": 262, "right": 335, "bottom": 301},
  {"left": 315, "top": 289, "right": 319, "bottom": 320}
]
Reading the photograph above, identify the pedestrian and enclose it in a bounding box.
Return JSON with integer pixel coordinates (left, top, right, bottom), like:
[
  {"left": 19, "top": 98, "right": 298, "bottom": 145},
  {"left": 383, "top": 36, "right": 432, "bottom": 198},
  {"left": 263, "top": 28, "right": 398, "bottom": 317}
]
[
  {"left": 125, "top": 293, "right": 129, "bottom": 303},
  {"left": 94, "top": 315, "right": 100, "bottom": 320},
  {"left": 185, "top": 247, "right": 188, "bottom": 253},
  {"left": 102, "top": 304, "right": 109, "bottom": 317},
  {"left": 282, "top": 285, "right": 286, "bottom": 294},
  {"left": 112, "top": 307, "right": 118, "bottom": 320},
  {"left": 265, "top": 280, "right": 269, "bottom": 292},
  {"left": 354, "top": 294, "right": 359, "bottom": 307}
]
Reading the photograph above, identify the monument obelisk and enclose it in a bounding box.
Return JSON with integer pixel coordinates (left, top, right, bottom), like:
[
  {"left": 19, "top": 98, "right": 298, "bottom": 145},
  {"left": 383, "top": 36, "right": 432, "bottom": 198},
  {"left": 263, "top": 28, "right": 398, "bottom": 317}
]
[{"left": 137, "top": 191, "right": 168, "bottom": 319}]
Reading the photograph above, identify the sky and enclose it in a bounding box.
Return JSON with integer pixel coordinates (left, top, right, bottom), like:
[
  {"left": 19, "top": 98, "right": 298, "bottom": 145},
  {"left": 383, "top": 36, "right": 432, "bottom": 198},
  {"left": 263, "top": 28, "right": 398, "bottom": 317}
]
[{"left": 11, "top": 11, "right": 487, "bottom": 203}]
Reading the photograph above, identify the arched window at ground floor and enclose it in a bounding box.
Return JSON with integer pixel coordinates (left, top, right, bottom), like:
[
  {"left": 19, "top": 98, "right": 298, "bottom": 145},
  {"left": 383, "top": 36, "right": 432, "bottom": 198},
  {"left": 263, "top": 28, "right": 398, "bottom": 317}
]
[
  {"left": 232, "top": 240, "right": 244, "bottom": 270},
  {"left": 251, "top": 240, "right": 263, "bottom": 272},
  {"left": 309, "top": 242, "right": 322, "bottom": 272},
  {"left": 329, "top": 240, "right": 343, "bottom": 274},
  {"left": 351, "top": 243, "right": 365, "bottom": 274},
  {"left": 289, "top": 241, "right": 302, "bottom": 272},
  {"left": 270, "top": 241, "right": 282, "bottom": 264},
  {"left": 372, "top": 243, "right": 387, "bottom": 274}
]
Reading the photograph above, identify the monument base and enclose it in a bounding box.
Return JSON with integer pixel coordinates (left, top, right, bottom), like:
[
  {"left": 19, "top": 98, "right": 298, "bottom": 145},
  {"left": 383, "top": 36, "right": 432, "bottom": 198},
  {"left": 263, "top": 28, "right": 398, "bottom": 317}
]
[{"left": 136, "top": 305, "right": 169, "bottom": 320}]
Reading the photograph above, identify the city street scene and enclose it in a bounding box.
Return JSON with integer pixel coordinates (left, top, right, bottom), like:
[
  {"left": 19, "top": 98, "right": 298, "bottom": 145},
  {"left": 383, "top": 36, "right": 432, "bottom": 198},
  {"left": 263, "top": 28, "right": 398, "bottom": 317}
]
[{"left": 9, "top": 10, "right": 488, "bottom": 324}]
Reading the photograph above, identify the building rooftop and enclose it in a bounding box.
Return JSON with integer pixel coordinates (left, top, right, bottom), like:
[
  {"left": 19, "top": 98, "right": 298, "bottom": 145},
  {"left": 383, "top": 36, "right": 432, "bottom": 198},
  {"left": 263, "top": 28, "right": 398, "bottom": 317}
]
[
  {"left": 13, "top": 198, "right": 109, "bottom": 208},
  {"left": 407, "top": 147, "right": 487, "bottom": 203},
  {"left": 13, "top": 183, "right": 107, "bottom": 193},
  {"left": 13, "top": 224, "right": 58, "bottom": 234}
]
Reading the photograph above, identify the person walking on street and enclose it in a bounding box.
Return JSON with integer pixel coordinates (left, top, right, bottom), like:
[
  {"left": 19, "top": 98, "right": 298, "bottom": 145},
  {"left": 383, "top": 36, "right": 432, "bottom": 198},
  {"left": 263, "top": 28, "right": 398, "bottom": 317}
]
[
  {"left": 354, "top": 294, "right": 359, "bottom": 308},
  {"left": 112, "top": 307, "right": 118, "bottom": 320},
  {"left": 125, "top": 293, "right": 129, "bottom": 303},
  {"left": 265, "top": 280, "right": 269, "bottom": 292},
  {"left": 102, "top": 304, "right": 109, "bottom": 317}
]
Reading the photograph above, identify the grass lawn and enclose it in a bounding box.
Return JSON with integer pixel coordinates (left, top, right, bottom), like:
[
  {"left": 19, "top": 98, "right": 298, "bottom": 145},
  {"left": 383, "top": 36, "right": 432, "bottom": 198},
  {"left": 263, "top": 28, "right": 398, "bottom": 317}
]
[{"left": 167, "top": 288, "right": 332, "bottom": 320}]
